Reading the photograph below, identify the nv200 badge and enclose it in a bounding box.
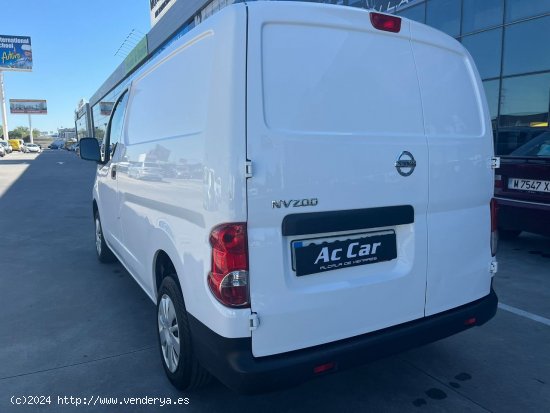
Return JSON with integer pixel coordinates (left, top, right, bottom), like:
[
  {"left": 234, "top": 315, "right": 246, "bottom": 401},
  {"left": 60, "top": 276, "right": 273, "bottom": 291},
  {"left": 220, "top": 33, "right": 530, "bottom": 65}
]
[{"left": 272, "top": 198, "right": 319, "bottom": 209}]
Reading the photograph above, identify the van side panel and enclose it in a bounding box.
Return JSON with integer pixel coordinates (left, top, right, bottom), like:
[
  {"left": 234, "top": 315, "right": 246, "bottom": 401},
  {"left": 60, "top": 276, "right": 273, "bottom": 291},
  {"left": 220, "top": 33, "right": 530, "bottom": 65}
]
[
  {"left": 119, "top": 4, "right": 250, "bottom": 338},
  {"left": 410, "top": 23, "right": 495, "bottom": 316}
]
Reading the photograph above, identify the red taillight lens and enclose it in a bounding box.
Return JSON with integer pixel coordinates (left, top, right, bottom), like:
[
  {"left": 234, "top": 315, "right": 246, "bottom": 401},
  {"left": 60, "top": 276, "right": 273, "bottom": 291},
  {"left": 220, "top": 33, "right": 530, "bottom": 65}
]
[
  {"left": 313, "top": 362, "right": 337, "bottom": 375},
  {"left": 494, "top": 174, "right": 503, "bottom": 189},
  {"left": 490, "top": 199, "right": 498, "bottom": 256},
  {"left": 370, "top": 12, "right": 402, "bottom": 33},
  {"left": 208, "top": 223, "right": 249, "bottom": 308}
]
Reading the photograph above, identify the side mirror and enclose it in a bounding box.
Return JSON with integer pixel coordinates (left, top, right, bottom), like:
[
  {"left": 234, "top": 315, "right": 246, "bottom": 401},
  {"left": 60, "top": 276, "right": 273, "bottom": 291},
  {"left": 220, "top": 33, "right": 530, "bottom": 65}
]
[{"left": 79, "top": 138, "right": 102, "bottom": 162}]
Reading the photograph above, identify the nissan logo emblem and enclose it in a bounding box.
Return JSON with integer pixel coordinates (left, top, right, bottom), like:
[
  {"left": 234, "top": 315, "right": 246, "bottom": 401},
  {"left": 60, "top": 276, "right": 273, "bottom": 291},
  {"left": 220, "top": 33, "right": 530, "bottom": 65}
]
[{"left": 395, "top": 151, "right": 416, "bottom": 177}]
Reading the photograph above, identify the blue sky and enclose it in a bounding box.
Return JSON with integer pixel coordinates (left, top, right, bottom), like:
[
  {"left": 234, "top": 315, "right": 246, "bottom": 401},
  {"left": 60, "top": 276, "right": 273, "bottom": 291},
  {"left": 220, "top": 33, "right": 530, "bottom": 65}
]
[{"left": 1, "top": 0, "right": 150, "bottom": 133}]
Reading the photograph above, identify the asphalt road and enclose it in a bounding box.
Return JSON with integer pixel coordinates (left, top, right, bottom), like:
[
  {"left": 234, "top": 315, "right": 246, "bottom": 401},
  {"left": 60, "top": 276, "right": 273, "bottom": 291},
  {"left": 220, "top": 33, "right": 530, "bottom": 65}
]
[{"left": 0, "top": 150, "right": 549, "bottom": 412}]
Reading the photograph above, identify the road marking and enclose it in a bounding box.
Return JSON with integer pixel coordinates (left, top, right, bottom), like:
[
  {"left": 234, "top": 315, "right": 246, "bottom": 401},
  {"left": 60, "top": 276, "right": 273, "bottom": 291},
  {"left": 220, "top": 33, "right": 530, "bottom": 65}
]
[
  {"left": 498, "top": 303, "right": 550, "bottom": 327},
  {"left": 56, "top": 162, "right": 64, "bottom": 165}
]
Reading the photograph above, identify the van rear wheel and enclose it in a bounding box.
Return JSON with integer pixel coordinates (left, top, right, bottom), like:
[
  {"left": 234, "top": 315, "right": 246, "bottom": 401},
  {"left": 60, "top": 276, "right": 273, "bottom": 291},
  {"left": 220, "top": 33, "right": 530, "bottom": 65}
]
[
  {"left": 94, "top": 211, "right": 116, "bottom": 263},
  {"left": 157, "top": 276, "right": 210, "bottom": 390}
]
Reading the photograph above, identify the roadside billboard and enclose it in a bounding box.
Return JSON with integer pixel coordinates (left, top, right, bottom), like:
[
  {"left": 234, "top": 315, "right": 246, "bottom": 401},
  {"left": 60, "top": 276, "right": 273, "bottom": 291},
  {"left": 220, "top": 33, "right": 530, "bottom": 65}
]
[
  {"left": 0, "top": 35, "right": 32, "bottom": 71},
  {"left": 9, "top": 99, "right": 47, "bottom": 114}
]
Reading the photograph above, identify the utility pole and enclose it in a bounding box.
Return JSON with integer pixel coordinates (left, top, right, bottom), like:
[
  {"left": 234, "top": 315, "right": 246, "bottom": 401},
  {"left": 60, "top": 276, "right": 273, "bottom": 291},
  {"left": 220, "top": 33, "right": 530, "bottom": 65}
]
[
  {"left": 0, "top": 71, "right": 9, "bottom": 141},
  {"left": 28, "top": 113, "right": 33, "bottom": 144}
]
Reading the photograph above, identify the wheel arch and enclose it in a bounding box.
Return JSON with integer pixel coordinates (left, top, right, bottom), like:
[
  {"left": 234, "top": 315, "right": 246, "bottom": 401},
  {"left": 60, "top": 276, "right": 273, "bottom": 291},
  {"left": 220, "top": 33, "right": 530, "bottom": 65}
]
[{"left": 153, "top": 249, "right": 183, "bottom": 301}]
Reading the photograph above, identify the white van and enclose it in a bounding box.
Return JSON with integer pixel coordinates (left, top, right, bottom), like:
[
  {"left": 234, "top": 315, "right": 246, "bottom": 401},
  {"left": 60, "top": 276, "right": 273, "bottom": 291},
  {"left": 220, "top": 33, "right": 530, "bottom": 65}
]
[{"left": 80, "top": 1, "right": 498, "bottom": 393}]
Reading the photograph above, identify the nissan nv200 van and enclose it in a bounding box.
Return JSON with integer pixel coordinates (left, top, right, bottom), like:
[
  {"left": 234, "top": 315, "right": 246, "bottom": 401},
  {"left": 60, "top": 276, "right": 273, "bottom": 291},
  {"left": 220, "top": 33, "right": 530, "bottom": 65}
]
[{"left": 80, "top": 1, "right": 498, "bottom": 393}]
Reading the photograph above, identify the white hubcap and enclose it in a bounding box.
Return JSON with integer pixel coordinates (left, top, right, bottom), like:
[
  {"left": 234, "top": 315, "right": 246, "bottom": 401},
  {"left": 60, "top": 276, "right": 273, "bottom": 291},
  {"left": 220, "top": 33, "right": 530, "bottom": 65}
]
[{"left": 158, "top": 294, "right": 180, "bottom": 373}]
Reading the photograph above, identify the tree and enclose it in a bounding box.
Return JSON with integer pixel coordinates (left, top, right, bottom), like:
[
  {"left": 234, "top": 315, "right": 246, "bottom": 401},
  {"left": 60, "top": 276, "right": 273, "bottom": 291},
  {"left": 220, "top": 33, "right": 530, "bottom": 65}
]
[
  {"left": 33, "top": 128, "right": 40, "bottom": 138},
  {"left": 9, "top": 127, "right": 26, "bottom": 139},
  {"left": 94, "top": 126, "right": 105, "bottom": 140},
  {"left": 9, "top": 126, "right": 34, "bottom": 140}
]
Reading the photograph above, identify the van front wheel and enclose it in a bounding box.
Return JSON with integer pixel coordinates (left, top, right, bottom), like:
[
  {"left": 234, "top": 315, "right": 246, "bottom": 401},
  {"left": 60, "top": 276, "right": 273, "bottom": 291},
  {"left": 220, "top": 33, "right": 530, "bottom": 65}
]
[
  {"left": 157, "top": 276, "right": 210, "bottom": 390},
  {"left": 94, "top": 212, "right": 116, "bottom": 263}
]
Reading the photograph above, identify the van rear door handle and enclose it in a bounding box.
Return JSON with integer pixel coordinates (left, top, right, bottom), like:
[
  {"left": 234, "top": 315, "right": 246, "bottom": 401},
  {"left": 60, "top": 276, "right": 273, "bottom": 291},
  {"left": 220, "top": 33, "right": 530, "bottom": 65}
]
[{"left": 111, "top": 165, "right": 117, "bottom": 179}]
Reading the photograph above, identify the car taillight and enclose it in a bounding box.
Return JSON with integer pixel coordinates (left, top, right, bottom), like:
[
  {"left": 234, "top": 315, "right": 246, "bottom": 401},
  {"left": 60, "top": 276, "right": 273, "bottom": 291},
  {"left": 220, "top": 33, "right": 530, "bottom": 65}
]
[
  {"left": 494, "top": 174, "right": 503, "bottom": 189},
  {"left": 208, "top": 223, "right": 249, "bottom": 308},
  {"left": 370, "top": 12, "right": 402, "bottom": 33},
  {"left": 490, "top": 199, "right": 498, "bottom": 256}
]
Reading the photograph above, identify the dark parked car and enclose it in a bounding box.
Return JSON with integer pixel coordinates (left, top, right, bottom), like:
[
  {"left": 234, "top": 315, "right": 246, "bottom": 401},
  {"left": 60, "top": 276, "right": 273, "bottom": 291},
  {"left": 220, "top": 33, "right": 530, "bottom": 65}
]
[
  {"left": 495, "top": 129, "right": 550, "bottom": 238},
  {"left": 48, "top": 140, "right": 64, "bottom": 149}
]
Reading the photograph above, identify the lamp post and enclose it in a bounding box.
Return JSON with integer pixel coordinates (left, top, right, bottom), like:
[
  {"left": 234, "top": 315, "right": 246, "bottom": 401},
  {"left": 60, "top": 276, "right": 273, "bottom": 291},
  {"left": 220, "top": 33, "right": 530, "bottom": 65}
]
[{"left": 0, "top": 71, "right": 9, "bottom": 141}]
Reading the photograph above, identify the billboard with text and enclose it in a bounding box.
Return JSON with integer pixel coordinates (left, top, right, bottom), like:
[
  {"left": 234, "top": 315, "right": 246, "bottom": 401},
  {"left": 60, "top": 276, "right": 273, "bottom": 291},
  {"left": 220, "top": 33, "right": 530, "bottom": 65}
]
[{"left": 0, "top": 35, "right": 32, "bottom": 71}]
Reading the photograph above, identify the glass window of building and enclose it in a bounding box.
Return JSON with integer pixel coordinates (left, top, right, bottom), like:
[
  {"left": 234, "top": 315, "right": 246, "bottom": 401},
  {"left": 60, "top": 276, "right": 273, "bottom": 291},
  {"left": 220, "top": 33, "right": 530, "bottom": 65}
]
[
  {"left": 505, "top": 0, "right": 550, "bottom": 23},
  {"left": 462, "top": 29, "right": 502, "bottom": 80},
  {"left": 426, "top": 0, "right": 461, "bottom": 37},
  {"left": 396, "top": 3, "right": 426, "bottom": 23},
  {"left": 75, "top": 115, "right": 88, "bottom": 140},
  {"left": 483, "top": 79, "right": 500, "bottom": 126},
  {"left": 499, "top": 72, "right": 550, "bottom": 128},
  {"left": 503, "top": 15, "right": 550, "bottom": 76},
  {"left": 462, "top": 0, "right": 503, "bottom": 34}
]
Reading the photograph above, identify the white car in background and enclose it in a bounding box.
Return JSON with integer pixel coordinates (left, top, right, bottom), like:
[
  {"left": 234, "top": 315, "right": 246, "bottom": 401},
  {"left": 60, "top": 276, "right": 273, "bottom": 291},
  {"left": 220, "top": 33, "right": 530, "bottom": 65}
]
[
  {"left": 25, "top": 143, "right": 42, "bottom": 153},
  {"left": 0, "top": 141, "right": 12, "bottom": 154}
]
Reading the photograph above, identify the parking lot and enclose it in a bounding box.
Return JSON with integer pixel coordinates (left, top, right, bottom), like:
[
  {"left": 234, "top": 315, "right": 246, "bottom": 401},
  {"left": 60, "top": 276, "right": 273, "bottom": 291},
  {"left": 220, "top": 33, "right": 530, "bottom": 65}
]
[{"left": 0, "top": 150, "right": 549, "bottom": 412}]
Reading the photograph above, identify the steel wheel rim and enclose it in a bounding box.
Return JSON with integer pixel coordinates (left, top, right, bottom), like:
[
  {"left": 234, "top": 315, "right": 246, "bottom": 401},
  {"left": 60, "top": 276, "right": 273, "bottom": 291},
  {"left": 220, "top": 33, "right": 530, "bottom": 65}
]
[
  {"left": 95, "top": 217, "right": 102, "bottom": 255},
  {"left": 158, "top": 294, "right": 180, "bottom": 373}
]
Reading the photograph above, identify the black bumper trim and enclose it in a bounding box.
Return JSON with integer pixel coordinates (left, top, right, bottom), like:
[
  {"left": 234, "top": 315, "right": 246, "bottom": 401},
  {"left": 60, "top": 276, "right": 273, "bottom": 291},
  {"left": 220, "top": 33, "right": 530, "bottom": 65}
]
[
  {"left": 189, "top": 289, "right": 498, "bottom": 394},
  {"left": 281, "top": 205, "right": 414, "bottom": 236}
]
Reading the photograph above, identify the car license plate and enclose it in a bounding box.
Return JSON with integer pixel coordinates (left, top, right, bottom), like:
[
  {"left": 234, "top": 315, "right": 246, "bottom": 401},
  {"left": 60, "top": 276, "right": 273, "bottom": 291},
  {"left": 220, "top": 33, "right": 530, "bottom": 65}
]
[
  {"left": 508, "top": 178, "right": 550, "bottom": 194},
  {"left": 292, "top": 231, "right": 397, "bottom": 277}
]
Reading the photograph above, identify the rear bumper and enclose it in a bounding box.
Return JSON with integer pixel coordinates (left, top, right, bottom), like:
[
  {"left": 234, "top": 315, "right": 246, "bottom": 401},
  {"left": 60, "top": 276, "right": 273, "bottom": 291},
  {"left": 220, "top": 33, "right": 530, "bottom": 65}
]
[{"left": 189, "top": 288, "right": 498, "bottom": 394}]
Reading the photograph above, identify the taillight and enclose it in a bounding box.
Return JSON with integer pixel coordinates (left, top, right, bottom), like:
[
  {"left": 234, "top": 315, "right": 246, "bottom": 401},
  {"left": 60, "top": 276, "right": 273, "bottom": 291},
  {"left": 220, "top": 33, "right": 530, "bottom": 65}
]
[
  {"left": 208, "top": 223, "right": 249, "bottom": 308},
  {"left": 464, "top": 317, "right": 477, "bottom": 326},
  {"left": 370, "top": 12, "right": 402, "bottom": 33},
  {"left": 490, "top": 199, "right": 498, "bottom": 256},
  {"left": 313, "top": 362, "right": 337, "bottom": 375},
  {"left": 494, "top": 174, "right": 503, "bottom": 189}
]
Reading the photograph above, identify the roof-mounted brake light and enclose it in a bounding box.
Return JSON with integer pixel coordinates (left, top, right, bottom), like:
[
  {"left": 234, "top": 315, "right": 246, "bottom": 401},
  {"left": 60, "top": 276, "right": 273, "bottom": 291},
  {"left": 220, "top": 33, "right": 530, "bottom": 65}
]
[{"left": 370, "top": 12, "right": 402, "bottom": 33}]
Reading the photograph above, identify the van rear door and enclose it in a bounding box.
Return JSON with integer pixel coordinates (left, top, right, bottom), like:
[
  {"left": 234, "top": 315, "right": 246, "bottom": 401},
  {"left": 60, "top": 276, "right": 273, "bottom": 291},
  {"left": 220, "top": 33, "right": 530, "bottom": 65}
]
[
  {"left": 409, "top": 23, "right": 495, "bottom": 316},
  {"left": 246, "top": 3, "right": 429, "bottom": 357}
]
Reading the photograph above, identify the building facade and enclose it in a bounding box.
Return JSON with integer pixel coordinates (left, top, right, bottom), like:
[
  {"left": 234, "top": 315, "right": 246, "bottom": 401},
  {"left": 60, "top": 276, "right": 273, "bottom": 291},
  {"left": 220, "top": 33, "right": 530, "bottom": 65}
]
[
  {"left": 80, "top": 0, "right": 550, "bottom": 157},
  {"left": 394, "top": 0, "right": 550, "bottom": 155}
]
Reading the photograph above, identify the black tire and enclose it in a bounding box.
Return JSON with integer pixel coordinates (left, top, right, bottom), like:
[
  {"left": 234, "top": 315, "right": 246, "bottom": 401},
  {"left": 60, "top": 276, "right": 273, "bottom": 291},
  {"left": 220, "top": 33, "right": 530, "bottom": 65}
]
[
  {"left": 94, "top": 211, "right": 116, "bottom": 263},
  {"left": 157, "top": 275, "right": 210, "bottom": 390},
  {"left": 499, "top": 229, "right": 521, "bottom": 240}
]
